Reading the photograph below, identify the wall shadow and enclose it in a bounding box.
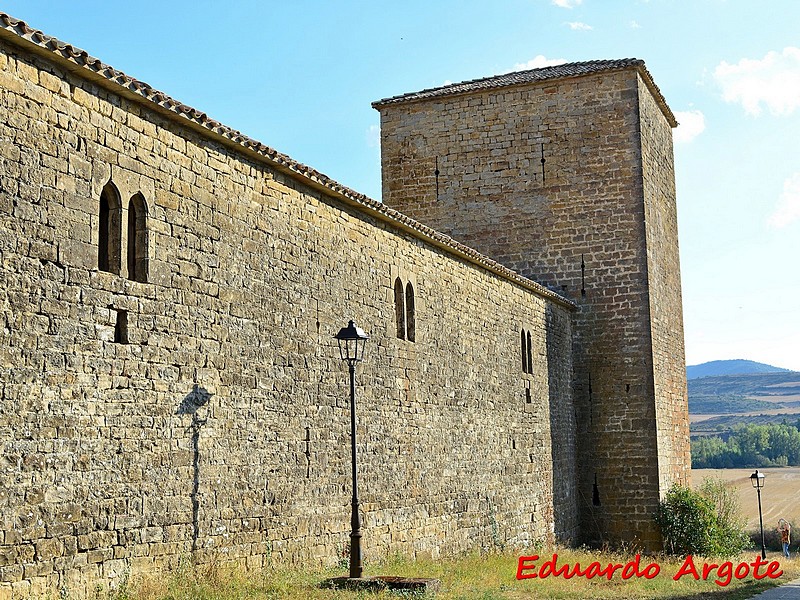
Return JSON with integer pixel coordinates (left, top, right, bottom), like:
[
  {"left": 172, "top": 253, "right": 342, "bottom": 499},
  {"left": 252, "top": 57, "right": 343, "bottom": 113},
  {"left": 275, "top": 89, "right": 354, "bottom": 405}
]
[
  {"left": 546, "top": 305, "right": 579, "bottom": 543},
  {"left": 177, "top": 385, "right": 213, "bottom": 552}
]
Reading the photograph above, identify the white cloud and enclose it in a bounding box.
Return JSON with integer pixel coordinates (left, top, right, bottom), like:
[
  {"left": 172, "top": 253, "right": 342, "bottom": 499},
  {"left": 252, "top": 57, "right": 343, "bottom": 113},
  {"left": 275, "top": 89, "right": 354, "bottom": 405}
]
[
  {"left": 366, "top": 124, "right": 380, "bottom": 149},
  {"left": 714, "top": 47, "right": 800, "bottom": 116},
  {"left": 552, "top": 0, "right": 582, "bottom": 8},
  {"left": 630, "top": 20, "right": 641, "bottom": 29},
  {"left": 768, "top": 172, "right": 800, "bottom": 229},
  {"left": 565, "top": 21, "right": 593, "bottom": 30},
  {"left": 514, "top": 55, "right": 568, "bottom": 71},
  {"left": 672, "top": 109, "right": 705, "bottom": 144}
]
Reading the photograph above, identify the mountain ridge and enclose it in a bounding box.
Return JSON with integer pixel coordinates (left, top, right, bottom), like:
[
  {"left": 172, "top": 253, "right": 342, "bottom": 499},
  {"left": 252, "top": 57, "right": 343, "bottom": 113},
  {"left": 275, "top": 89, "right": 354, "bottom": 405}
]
[{"left": 686, "top": 359, "right": 793, "bottom": 380}]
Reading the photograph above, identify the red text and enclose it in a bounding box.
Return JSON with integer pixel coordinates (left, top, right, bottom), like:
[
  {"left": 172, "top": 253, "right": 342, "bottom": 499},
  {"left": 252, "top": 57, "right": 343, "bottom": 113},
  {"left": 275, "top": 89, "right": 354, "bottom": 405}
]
[
  {"left": 516, "top": 553, "right": 660, "bottom": 581},
  {"left": 672, "top": 555, "right": 783, "bottom": 587}
]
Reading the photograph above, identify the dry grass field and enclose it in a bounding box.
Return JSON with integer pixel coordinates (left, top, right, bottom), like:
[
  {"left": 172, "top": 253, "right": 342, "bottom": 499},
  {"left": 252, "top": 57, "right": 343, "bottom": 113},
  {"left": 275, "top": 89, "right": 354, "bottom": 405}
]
[
  {"left": 693, "top": 467, "right": 800, "bottom": 531},
  {"left": 690, "top": 393, "right": 800, "bottom": 424},
  {"left": 108, "top": 471, "right": 800, "bottom": 600},
  {"left": 121, "top": 548, "right": 800, "bottom": 600},
  {"left": 688, "top": 371, "right": 800, "bottom": 428}
]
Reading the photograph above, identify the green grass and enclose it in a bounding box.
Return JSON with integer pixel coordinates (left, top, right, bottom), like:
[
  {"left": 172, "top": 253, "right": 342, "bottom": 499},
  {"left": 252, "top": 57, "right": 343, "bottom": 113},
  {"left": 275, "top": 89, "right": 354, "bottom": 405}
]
[{"left": 106, "top": 547, "right": 800, "bottom": 600}]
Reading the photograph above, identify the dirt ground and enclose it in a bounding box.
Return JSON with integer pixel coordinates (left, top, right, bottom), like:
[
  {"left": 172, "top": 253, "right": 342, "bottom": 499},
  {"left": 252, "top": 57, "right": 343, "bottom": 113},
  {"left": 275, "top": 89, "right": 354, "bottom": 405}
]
[{"left": 692, "top": 467, "right": 800, "bottom": 530}]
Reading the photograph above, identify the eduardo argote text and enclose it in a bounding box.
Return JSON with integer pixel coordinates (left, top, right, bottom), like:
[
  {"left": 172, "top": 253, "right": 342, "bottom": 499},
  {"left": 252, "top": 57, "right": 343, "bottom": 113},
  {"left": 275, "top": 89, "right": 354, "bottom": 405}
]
[{"left": 517, "top": 553, "right": 784, "bottom": 587}]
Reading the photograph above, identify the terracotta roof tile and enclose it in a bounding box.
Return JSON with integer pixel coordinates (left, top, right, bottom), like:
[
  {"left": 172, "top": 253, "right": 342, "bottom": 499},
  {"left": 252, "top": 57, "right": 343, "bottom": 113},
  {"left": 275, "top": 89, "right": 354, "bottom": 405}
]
[
  {"left": 373, "top": 58, "right": 677, "bottom": 127},
  {"left": 0, "top": 12, "right": 576, "bottom": 309}
]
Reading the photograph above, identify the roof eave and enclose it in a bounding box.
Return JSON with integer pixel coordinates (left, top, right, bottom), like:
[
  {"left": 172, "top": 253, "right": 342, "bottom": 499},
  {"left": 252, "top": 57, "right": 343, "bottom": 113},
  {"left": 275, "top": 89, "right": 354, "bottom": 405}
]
[
  {"left": 373, "top": 62, "right": 677, "bottom": 128},
  {"left": 0, "top": 12, "right": 577, "bottom": 311}
]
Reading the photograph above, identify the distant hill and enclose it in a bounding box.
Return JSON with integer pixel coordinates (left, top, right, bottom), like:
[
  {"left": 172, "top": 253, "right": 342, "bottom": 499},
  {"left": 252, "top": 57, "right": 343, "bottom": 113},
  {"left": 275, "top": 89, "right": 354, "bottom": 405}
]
[
  {"left": 686, "top": 359, "right": 792, "bottom": 380},
  {"left": 689, "top": 370, "right": 800, "bottom": 438},
  {"left": 688, "top": 371, "right": 800, "bottom": 398}
]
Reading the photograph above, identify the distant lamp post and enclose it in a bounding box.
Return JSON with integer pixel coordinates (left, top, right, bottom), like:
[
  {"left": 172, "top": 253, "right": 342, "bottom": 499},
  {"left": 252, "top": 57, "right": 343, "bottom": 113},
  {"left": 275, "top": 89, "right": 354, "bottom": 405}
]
[
  {"left": 335, "top": 320, "right": 369, "bottom": 579},
  {"left": 750, "top": 470, "right": 766, "bottom": 559}
]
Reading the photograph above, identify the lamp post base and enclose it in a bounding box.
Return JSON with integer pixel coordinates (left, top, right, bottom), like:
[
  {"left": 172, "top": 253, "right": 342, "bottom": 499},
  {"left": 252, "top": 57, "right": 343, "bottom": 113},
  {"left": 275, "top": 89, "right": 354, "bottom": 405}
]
[{"left": 324, "top": 576, "right": 441, "bottom": 593}]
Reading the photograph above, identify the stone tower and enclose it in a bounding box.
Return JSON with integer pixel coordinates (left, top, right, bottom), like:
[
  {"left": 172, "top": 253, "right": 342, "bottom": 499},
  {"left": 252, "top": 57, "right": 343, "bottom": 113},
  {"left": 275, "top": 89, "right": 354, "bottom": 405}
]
[{"left": 373, "top": 59, "right": 691, "bottom": 548}]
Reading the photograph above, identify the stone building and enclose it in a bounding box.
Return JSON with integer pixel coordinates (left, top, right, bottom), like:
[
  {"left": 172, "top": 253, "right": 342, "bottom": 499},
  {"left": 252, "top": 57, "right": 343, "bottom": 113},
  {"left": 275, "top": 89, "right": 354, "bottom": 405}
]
[
  {"left": 374, "top": 60, "right": 691, "bottom": 547},
  {"left": 0, "top": 11, "right": 689, "bottom": 598}
]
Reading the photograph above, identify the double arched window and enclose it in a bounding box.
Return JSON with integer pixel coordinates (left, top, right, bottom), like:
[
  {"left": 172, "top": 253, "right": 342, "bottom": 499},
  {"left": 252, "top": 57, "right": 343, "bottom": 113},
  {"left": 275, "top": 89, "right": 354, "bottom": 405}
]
[
  {"left": 98, "top": 181, "right": 149, "bottom": 282},
  {"left": 520, "top": 328, "right": 533, "bottom": 374},
  {"left": 394, "top": 276, "right": 416, "bottom": 342}
]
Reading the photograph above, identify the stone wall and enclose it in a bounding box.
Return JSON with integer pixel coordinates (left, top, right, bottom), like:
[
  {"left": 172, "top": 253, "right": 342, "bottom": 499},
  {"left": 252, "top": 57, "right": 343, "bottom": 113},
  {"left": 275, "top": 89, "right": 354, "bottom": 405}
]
[
  {"left": 637, "top": 75, "right": 692, "bottom": 493},
  {"left": 375, "top": 65, "right": 689, "bottom": 548},
  {"left": 0, "top": 25, "right": 576, "bottom": 598}
]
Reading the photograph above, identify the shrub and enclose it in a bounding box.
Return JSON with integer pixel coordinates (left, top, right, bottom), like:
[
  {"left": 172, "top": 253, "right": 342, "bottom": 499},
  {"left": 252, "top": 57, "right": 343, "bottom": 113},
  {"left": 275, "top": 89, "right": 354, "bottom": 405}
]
[
  {"left": 656, "top": 485, "right": 715, "bottom": 556},
  {"left": 750, "top": 515, "right": 800, "bottom": 552},
  {"left": 698, "top": 477, "right": 750, "bottom": 557},
  {"left": 656, "top": 480, "right": 749, "bottom": 557}
]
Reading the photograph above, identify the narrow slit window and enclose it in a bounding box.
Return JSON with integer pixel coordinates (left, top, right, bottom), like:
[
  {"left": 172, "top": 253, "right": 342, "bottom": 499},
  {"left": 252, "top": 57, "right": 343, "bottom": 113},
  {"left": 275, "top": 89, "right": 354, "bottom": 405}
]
[
  {"left": 99, "top": 195, "right": 108, "bottom": 270},
  {"left": 99, "top": 181, "right": 122, "bottom": 274},
  {"left": 526, "top": 331, "right": 533, "bottom": 374},
  {"left": 394, "top": 277, "right": 405, "bottom": 340},
  {"left": 521, "top": 329, "right": 528, "bottom": 373},
  {"left": 405, "top": 282, "right": 415, "bottom": 342},
  {"left": 592, "top": 474, "right": 601, "bottom": 506}
]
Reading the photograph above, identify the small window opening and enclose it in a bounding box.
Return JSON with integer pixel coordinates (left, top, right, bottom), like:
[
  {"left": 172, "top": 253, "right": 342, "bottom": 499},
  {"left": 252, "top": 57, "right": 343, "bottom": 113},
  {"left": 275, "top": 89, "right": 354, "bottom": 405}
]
[
  {"left": 525, "top": 388, "right": 531, "bottom": 404},
  {"left": 592, "top": 473, "right": 601, "bottom": 506},
  {"left": 114, "top": 309, "right": 129, "bottom": 344},
  {"left": 521, "top": 329, "right": 528, "bottom": 373},
  {"left": 394, "top": 277, "right": 405, "bottom": 340},
  {"left": 99, "top": 181, "right": 122, "bottom": 274},
  {"left": 304, "top": 427, "right": 311, "bottom": 479},
  {"left": 127, "top": 193, "right": 149, "bottom": 283},
  {"left": 405, "top": 282, "right": 415, "bottom": 342},
  {"left": 99, "top": 196, "right": 108, "bottom": 270},
  {"left": 526, "top": 331, "right": 533, "bottom": 374}
]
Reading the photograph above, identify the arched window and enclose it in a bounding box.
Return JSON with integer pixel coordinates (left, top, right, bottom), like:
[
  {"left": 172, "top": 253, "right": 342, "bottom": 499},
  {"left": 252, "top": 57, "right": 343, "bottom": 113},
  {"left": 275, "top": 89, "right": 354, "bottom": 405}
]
[
  {"left": 98, "top": 181, "right": 122, "bottom": 274},
  {"left": 127, "top": 193, "right": 149, "bottom": 282},
  {"left": 394, "top": 277, "right": 406, "bottom": 340},
  {"left": 405, "top": 282, "right": 415, "bottom": 343}
]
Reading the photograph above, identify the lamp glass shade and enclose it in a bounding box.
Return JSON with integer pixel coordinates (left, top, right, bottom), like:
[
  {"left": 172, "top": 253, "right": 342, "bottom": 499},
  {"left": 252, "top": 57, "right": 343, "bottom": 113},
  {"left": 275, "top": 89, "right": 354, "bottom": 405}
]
[
  {"left": 750, "top": 470, "right": 765, "bottom": 488},
  {"left": 335, "top": 320, "right": 369, "bottom": 363}
]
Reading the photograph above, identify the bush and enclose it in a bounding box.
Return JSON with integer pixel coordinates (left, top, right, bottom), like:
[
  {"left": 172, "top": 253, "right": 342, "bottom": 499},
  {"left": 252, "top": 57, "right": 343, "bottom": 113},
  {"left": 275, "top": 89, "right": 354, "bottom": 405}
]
[
  {"left": 752, "top": 525, "right": 781, "bottom": 552},
  {"left": 656, "top": 480, "right": 750, "bottom": 557},
  {"left": 750, "top": 515, "right": 800, "bottom": 552},
  {"left": 698, "top": 478, "right": 751, "bottom": 557},
  {"left": 656, "top": 486, "right": 715, "bottom": 556}
]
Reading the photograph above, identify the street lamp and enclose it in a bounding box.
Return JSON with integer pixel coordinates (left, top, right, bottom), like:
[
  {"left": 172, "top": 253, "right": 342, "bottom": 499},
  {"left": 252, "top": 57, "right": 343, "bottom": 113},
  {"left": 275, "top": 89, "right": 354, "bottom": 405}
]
[
  {"left": 335, "top": 320, "right": 369, "bottom": 579},
  {"left": 750, "top": 470, "right": 766, "bottom": 559}
]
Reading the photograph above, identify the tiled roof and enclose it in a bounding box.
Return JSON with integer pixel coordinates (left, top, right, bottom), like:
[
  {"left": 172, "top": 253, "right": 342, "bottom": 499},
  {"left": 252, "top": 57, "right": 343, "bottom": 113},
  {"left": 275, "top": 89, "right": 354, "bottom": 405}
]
[
  {"left": 373, "top": 58, "right": 677, "bottom": 127},
  {"left": 0, "top": 12, "right": 576, "bottom": 309}
]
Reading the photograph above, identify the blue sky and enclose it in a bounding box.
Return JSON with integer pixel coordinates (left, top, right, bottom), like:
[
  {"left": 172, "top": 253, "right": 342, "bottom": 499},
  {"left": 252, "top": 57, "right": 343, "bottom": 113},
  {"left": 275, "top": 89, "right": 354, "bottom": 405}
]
[{"left": 3, "top": 0, "right": 799, "bottom": 371}]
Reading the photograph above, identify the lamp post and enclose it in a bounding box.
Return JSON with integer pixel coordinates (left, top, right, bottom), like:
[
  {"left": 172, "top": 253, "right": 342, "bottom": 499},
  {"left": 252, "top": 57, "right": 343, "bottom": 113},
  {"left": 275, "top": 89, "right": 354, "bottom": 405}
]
[
  {"left": 750, "top": 470, "right": 766, "bottom": 559},
  {"left": 335, "top": 320, "right": 369, "bottom": 579}
]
